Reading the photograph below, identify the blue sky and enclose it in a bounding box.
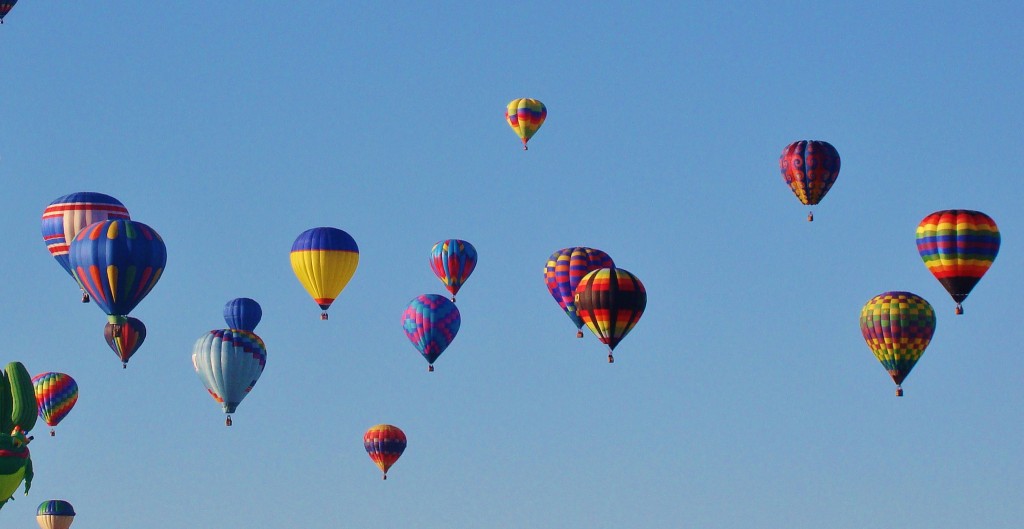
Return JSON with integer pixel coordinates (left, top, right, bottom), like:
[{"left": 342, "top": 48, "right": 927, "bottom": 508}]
[{"left": 1, "top": 2, "right": 1022, "bottom": 528}]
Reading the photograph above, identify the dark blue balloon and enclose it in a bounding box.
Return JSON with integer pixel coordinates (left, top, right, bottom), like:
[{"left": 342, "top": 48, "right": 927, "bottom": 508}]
[{"left": 224, "top": 298, "right": 262, "bottom": 331}]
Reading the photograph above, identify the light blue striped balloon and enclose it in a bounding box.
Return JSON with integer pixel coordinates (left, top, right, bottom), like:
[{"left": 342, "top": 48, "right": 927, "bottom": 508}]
[{"left": 192, "top": 329, "right": 267, "bottom": 423}]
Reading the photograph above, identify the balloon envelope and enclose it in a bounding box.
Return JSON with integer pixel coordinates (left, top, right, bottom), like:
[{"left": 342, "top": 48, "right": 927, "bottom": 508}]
[
  {"left": 860, "top": 291, "right": 936, "bottom": 395},
  {"left": 363, "top": 424, "right": 406, "bottom": 479},
  {"left": 0, "top": 1, "right": 19, "bottom": 22},
  {"left": 779, "top": 140, "right": 840, "bottom": 211},
  {"left": 505, "top": 98, "right": 547, "bottom": 149},
  {"left": 429, "top": 239, "right": 477, "bottom": 301},
  {"left": 68, "top": 219, "right": 166, "bottom": 323},
  {"left": 37, "top": 500, "right": 75, "bottom": 529},
  {"left": 574, "top": 268, "right": 647, "bottom": 361},
  {"left": 224, "top": 298, "right": 263, "bottom": 331},
  {"left": 915, "top": 210, "right": 1000, "bottom": 314},
  {"left": 103, "top": 317, "right": 147, "bottom": 367},
  {"left": 544, "top": 247, "right": 614, "bottom": 334},
  {"left": 192, "top": 329, "right": 267, "bottom": 420},
  {"left": 31, "top": 373, "right": 78, "bottom": 433},
  {"left": 290, "top": 227, "right": 359, "bottom": 318},
  {"left": 41, "top": 192, "right": 130, "bottom": 278},
  {"left": 401, "top": 294, "right": 461, "bottom": 370}
]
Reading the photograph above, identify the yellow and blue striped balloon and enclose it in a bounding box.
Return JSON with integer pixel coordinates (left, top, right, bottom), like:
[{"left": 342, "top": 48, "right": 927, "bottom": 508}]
[{"left": 290, "top": 227, "right": 359, "bottom": 320}]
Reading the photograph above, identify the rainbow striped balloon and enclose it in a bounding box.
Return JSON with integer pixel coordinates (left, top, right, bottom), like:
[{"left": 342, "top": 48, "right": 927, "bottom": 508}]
[
  {"left": 401, "top": 294, "right": 461, "bottom": 371},
  {"left": 860, "top": 291, "right": 936, "bottom": 396},
  {"left": 505, "top": 98, "right": 547, "bottom": 150},
  {"left": 574, "top": 268, "right": 647, "bottom": 363},
  {"left": 915, "top": 210, "right": 1000, "bottom": 315},
  {"left": 31, "top": 373, "right": 79, "bottom": 436},
  {"left": 290, "top": 227, "right": 359, "bottom": 320},
  {"left": 544, "top": 247, "right": 615, "bottom": 337},
  {"left": 363, "top": 424, "right": 407, "bottom": 480},
  {"left": 429, "top": 239, "right": 477, "bottom": 302},
  {"left": 779, "top": 140, "right": 840, "bottom": 220}
]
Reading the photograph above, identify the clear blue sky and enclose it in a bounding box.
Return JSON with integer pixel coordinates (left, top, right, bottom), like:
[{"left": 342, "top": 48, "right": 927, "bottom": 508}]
[{"left": 2, "top": 2, "right": 1022, "bottom": 528}]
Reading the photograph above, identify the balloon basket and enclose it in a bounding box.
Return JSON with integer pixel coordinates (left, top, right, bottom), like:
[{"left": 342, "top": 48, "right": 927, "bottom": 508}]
[
  {"left": 382, "top": 474, "right": 388, "bottom": 480},
  {"left": 428, "top": 365, "right": 434, "bottom": 372},
  {"left": 895, "top": 386, "right": 904, "bottom": 397},
  {"left": 807, "top": 212, "right": 814, "bottom": 222},
  {"left": 955, "top": 304, "right": 963, "bottom": 315},
  {"left": 81, "top": 292, "right": 90, "bottom": 303},
  {"left": 225, "top": 415, "right": 233, "bottom": 427},
  {"left": 607, "top": 354, "right": 614, "bottom": 364},
  {"left": 451, "top": 296, "right": 456, "bottom": 302},
  {"left": 576, "top": 330, "right": 583, "bottom": 338},
  {"left": 50, "top": 429, "right": 55, "bottom": 437},
  {"left": 122, "top": 363, "right": 127, "bottom": 370},
  {"left": 321, "top": 312, "right": 329, "bottom": 321}
]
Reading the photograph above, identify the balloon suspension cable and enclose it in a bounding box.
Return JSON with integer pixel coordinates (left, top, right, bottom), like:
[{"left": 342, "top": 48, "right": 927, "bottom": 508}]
[
  {"left": 321, "top": 311, "right": 329, "bottom": 321},
  {"left": 576, "top": 330, "right": 584, "bottom": 338},
  {"left": 807, "top": 211, "right": 814, "bottom": 222},
  {"left": 896, "top": 386, "right": 904, "bottom": 397},
  {"left": 608, "top": 353, "right": 615, "bottom": 364},
  {"left": 428, "top": 364, "right": 435, "bottom": 372},
  {"left": 955, "top": 303, "right": 963, "bottom": 315},
  {"left": 225, "top": 415, "right": 233, "bottom": 427}
]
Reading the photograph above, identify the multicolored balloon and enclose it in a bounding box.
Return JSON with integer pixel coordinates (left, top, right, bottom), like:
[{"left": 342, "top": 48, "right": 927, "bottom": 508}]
[
  {"left": 505, "top": 98, "right": 547, "bottom": 150},
  {"left": 779, "top": 140, "right": 841, "bottom": 221},
  {"left": 544, "top": 248, "right": 615, "bottom": 337},
  {"left": 290, "top": 227, "right": 359, "bottom": 320},
  {"left": 68, "top": 219, "right": 166, "bottom": 325},
  {"left": 224, "top": 297, "right": 262, "bottom": 331},
  {"left": 860, "top": 291, "right": 936, "bottom": 396},
  {"left": 915, "top": 210, "right": 1000, "bottom": 315},
  {"left": 574, "top": 268, "right": 647, "bottom": 363},
  {"left": 0, "top": 1, "right": 18, "bottom": 23},
  {"left": 37, "top": 500, "right": 76, "bottom": 529},
  {"left": 430, "top": 239, "right": 477, "bottom": 302},
  {"left": 363, "top": 424, "right": 406, "bottom": 480},
  {"left": 41, "top": 192, "right": 130, "bottom": 301},
  {"left": 192, "top": 329, "right": 267, "bottom": 426},
  {"left": 401, "top": 294, "right": 461, "bottom": 372},
  {"left": 31, "top": 373, "right": 78, "bottom": 436},
  {"left": 103, "top": 317, "right": 147, "bottom": 368}
]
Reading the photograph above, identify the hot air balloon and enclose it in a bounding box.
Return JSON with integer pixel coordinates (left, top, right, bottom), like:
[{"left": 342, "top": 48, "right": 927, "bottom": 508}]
[
  {"left": 37, "top": 500, "right": 75, "bottom": 529},
  {"left": 41, "top": 192, "right": 131, "bottom": 302},
  {"left": 574, "top": 268, "right": 647, "bottom": 363},
  {"left": 505, "top": 98, "right": 547, "bottom": 150},
  {"left": 430, "top": 239, "right": 477, "bottom": 302},
  {"left": 103, "top": 317, "right": 146, "bottom": 368},
  {"left": 544, "top": 247, "right": 615, "bottom": 338},
  {"left": 0, "top": 362, "right": 37, "bottom": 511},
  {"left": 192, "top": 329, "right": 267, "bottom": 426},
  {"left": 31, "top": 373, "right": 78, "bottom": 436},
  {"left": 363, "top": 424, "right": 406, "bottom": 480},
  {"left": 860, "top": 291, "right": 935, "bottom": 396},
  {"left": 0, "top": 1, "right": 17, "bottom": 23},
  {"left": 401, "top": 294, "right": 460, "bottom": 372},
  {"left": 68, "top": 219, "right": 166, "bottom": 328},
  {"left": 779, "top": 140, "right": 840, "bottom": 221},
  {"left": 915, "top": 210, "right": 1000, "bottom": 315},
  {"left": 290, "top": 227, "right": 359, "bottom": 320},
  {"left": 224, "top": 298, "right": 262, "bottom": 331}
]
